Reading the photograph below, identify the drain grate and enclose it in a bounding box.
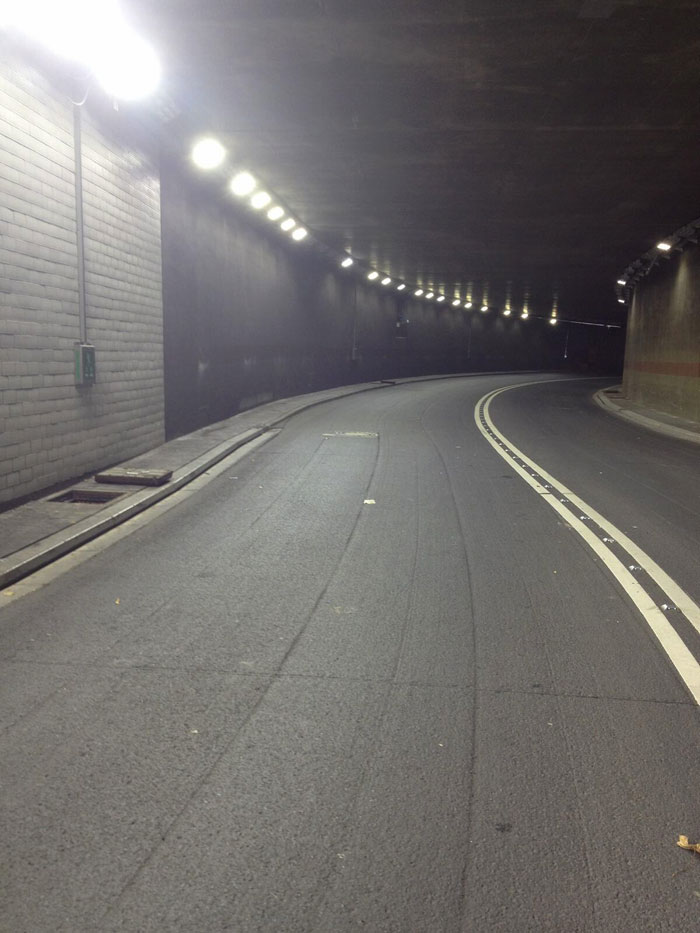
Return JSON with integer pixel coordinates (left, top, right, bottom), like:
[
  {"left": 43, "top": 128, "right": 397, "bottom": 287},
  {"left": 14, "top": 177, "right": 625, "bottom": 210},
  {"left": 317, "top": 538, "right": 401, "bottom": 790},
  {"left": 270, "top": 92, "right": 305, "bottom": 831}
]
[{"left": 51, "top": 489, "right": 124, "bottom": 504}]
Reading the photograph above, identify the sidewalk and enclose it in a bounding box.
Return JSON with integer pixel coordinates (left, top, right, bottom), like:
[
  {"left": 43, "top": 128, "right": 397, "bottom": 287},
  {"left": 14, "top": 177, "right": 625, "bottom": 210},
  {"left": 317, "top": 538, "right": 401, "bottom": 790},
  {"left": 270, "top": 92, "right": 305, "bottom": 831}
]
[
  {"left": 2, "top": 376, "right": 698, "bottom": 591},
  {"left": 594, "top": 385, "right": 700, "bottom": 446}
]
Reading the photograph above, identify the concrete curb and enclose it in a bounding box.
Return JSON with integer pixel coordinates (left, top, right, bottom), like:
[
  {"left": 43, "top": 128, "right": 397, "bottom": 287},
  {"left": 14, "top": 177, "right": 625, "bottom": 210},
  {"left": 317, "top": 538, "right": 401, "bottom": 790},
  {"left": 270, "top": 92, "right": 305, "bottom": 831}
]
[{"left": 594, "top": 387, "right": 700, "bottom": 445}]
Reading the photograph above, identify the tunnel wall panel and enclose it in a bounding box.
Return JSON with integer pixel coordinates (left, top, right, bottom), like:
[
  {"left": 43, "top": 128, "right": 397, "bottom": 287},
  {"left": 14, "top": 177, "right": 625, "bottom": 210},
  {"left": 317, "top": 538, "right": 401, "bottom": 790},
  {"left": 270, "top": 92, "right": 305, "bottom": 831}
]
[
  {"left": 623, "top": 246, "right": 700, "bottom": 422},
  {"left": 0, "top": 55, "right": 164, "bottom": 505}
]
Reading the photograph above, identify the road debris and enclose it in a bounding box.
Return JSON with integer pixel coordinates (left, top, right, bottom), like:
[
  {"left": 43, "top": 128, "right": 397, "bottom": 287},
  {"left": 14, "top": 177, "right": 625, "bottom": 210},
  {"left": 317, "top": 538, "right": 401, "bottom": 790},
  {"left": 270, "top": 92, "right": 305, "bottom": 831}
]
[{"left": 677, "top": 835, "right": 700, "bottom": 855}]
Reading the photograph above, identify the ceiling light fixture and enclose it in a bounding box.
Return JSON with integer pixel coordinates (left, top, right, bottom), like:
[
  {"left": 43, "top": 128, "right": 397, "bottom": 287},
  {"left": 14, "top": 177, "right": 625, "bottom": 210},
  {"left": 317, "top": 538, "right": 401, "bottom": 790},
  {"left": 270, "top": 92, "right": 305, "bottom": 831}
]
[
  {"left": 452, "top": 299, "right": 461, "bottom": 307},
  {"left": 292, "top": 227, "right": 308, "bottom": 241},
  {"left": 464, "top": 301, "right": 473, "bottom": 309},
  {"left": 250, "top": 190, "right": 271, "bottom": 210},
  {"left": 481, "top": 304, "right": 488, "bottom": 312},
  {"left": 436, "top": 295, "right": 445, "bottom": 303},
  {"left": 616, "top": 278, "right": 627, "bottom": 286},
  {"left": 341, "top": 256, "right": 353, "bottom": 268},
  {"left": 657, "top": 241, "right": 672, "bottom": 252},
  {"left": 397, "top": 283, "right": 406, "bottom": 291},
  {"left": 425, "top": 291, "right": 435, "bottom": 300},
  {"left": 280, "top": 218, "right": 296, "bottom": 231},
  {"left": 230, "top": 171, "right": 257, "bottom": 197},
  {"left": 414, "top": 289, "right": 424, "bottom": 297},
  {"left": 381, "top": 276, "right": 391, "bottom": 285},
  {"left": 267, "top": 206, "right": 284, "bottom": 221},
  {"left": 368, "top": 271, "right": 379, "bottom": 281},
  {"left": 191, "top": 137, "right": 226, "bottom": 170}
]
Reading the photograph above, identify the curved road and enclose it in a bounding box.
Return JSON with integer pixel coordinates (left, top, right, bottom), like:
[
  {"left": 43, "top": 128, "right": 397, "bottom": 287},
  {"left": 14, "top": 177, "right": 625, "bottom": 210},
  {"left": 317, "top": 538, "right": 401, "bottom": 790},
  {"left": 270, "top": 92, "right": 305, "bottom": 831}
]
[{"left": 1, "top": 374, "right": 699, "bottom": 932}]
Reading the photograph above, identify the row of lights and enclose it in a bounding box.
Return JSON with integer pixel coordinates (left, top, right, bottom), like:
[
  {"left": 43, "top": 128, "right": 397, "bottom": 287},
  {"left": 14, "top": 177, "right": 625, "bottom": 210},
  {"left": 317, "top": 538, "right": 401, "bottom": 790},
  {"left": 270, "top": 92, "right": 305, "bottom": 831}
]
[
  {"left": 616, "top": 218, "right": 700, "bottom": 304},
  {"left": 192, "top": 137, "right": 562, "bottom": 322},
  {"left": 192, "top": 138, "right": 308, "bottom": 242}
]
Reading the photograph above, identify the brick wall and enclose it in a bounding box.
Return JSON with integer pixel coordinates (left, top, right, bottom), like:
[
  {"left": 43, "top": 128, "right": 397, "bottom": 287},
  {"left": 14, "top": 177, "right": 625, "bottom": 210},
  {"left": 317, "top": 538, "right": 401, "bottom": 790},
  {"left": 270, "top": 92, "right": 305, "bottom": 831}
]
[{"left": 0, "top": 53, "right": 164, "bottom": 505}]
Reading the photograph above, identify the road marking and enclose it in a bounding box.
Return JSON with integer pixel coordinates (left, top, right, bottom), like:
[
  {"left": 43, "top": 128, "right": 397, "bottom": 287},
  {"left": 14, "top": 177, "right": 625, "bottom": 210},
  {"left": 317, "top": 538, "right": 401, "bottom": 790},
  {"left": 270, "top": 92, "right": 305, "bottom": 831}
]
[{"left": 475, "top": 381, "right": 700, "bottom": 705}]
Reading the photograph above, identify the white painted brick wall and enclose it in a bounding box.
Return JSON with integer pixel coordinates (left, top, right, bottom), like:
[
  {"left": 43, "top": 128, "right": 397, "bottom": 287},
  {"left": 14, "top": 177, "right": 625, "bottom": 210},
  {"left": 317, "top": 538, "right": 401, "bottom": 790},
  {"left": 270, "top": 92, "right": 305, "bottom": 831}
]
[{"left": 0, "top": 54, "right": 164, "bottom": 505}]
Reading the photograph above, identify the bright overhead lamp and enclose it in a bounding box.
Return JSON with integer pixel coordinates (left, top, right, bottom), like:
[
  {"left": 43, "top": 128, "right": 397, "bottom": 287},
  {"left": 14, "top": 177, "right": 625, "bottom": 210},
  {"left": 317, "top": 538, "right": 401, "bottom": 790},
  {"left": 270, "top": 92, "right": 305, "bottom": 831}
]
[
  {"left": 521, "top": 310, "right": 529, "bottom": 319},
  {"left": 381, "top": 276, "right": 391, "bottom": 285},
  {"left": 436, "top": 295, "right": 445, "bottom": 303},
  {"left": 368, "top": 271, "right": 379, "bottom": 281},
  {"left": 230, "top": 171, "right": 257, "bottom": 197},
  {"left": 656, "top": 241, "right": 672, "bottom": 251},
  {"left": 267, "top": 206, "right": 284, "bottom": 221},
  {"left": 503, "top": 308, "right": 511, "bottom": 316},
  {"left": 452, "top": 298, "right": 461, "bottom": 307},
  {"left": 341, "top": 256, "right": 353, "bottom": 268},
  {"left": 3, "top": 0, "right": 162, "bottom": 100},
  {"left": 616, "top": 278, "right": 627, "bottom": 286},
  {"left": 397, "top": 283, "right": 406, "bottom": 291},
  {"left": 617, "top": 298, "right": 625, "bottom": 304},
  {"left": 425, "top": 291, "right": 435, "bottom": 299},
  {"left": 250, "top": 190, "right": 271, "bottom": 210},
  {"left": 292, "top": 227, "right": 308, "bottom": 241},
  {"left": 464, "top": 301, "right": 473, "bottom": 309},
  {"left": 191, "top": 137, "right": 226, "bottom": 170},
  {"left": 480, "top": 304, "right": 488, "bottom": 312},
  {"left": 549, "top": 316, "right": 557, "bottom": 325},
  {"left": 414, "top": 288, "right": 424, "bottom": 297},
  {"left": 280, "top": 218, "right": 296, "bottom": 231}
]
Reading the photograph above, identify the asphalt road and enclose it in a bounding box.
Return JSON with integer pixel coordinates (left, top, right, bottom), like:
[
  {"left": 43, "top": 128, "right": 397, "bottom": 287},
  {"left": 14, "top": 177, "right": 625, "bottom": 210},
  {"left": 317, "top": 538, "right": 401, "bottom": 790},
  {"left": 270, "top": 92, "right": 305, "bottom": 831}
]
[{"left": 1, "top": 374, "right": 699, "bottom": 932}]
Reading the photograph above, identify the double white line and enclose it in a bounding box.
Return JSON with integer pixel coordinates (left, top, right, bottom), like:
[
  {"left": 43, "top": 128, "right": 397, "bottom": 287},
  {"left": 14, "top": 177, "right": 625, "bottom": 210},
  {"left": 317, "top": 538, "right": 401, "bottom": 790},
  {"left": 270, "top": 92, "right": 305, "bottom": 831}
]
[{"left": 475, "top": 381, "right": 700, "bottom": 705}]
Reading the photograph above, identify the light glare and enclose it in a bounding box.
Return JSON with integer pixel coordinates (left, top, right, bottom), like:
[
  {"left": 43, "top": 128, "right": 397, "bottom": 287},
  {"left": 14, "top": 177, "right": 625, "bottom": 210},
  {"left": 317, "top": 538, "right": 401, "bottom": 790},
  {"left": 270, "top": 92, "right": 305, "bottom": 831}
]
[
  {"left": 464, "top": 301, "right": 473, "bottom": 309},
  {"left": 414, "top": 289, "right": 424, "bottom": 297},
  {"left": 230, "top": 172, "right": 257, "bottom": 197},
  {"left": 368, "top": 271, "right": 379, "bottom": 281},
  {"left": 425, "top": 291, "right": 434, "bottom": 299},
  {"left": 251, "top": 191, "right": 271, "bottom": 210},
  {"left": 452, "top": 299, "right": 461, "bottom": 307},
  {"left": 267, "top": 206, "right": 284, "bottom": 221},
  {"left": 191, "top": 138, "right": 226, "bottom": 170},
  {"left": 397, "top": 284, "right": 406, "bottom": 291},
  {"left": 657, "top": 241, "right": 672, "bottom": 251},
  {"left": 481, "top": 305, "right": 488, "bottom": 312},
  {"left": 280, "top": 218, "right": 296, "bottom": 231},
  {"left": 381, "top": 276, "right": 391, "bottom": 285},
  {"left": 436, "top": 295, "right": 445, "bottom": 302},
  {"left": 616, "top": 278, "right": 627, "bottom": 286},
  {"left": 292, "top": 227, "right": 308, "bottom": 241},
  {"left": 341, "top": 257, "right": 353, "bottom": 268}
]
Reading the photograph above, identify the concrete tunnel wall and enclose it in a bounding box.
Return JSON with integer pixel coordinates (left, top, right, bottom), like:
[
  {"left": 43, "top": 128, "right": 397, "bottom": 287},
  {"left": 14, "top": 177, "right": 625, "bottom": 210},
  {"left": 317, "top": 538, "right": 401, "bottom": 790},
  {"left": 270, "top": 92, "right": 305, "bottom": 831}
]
[
  {"left": 161, "top": 158, "right": 612, "bottom": 440},
  {"left": 623, "top": 244, "right": 700, "bottom": 423}
]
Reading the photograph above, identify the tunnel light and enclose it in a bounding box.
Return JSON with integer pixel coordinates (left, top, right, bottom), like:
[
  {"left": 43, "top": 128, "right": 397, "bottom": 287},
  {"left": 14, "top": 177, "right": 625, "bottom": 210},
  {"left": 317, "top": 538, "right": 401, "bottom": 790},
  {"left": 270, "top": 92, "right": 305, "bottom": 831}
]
[
  {"left": 464, "top": 301, "right": 473, "bottom": 309},
  {"left": 381, "top": 276, "right": 392, "bottom": 286},
  {"left": 267, "top": 206, "right": 284, "bottom": 221},
  {"left": 397, "top": 283, "right": 406, "bottom": 291},
  {"left": 425, "top": 291, "right": 435, "bottom": 300},
  {"left": 191, "top": 138, "right": 226, "bottom": 170},
  {"left": 250, "top": 190, "right": 271, "bottom": 210},
  {"left": 341, "top": 256, "right": 353, "bottom": 268},
  {"left": 3, "top": 0, "right": 161, "bottom": 100},
  {"left": 617, "top": 298, "right": 626, "bottom": 304},
  {"left": 481, "top": 304, "right": 488, "bottom": 312},
  {"left": 549, "top": 316, "right": 557, "bottom": 325},
  {"left": 414, "top": 288, "right": 424, "bottom": 297},
  {"left": 521, "top": 309, "right": 529, "bottom": 319},
  {"left": 436, "top": 295, "right": 445, "bottom": 303},
  {"left": 503, "top": 308, "right": 511, "bottom": 316},
  {"left": 656, "top": 241, "right": 672, "bottom": 252},
  {"left": 616, "top": 278, "right": 627, "bottom": 286},
  {"left": 368, "top": 271, "right": 379, "bottom": 281},
  {"left": 230, "top": 171, "right": 257, "bottom": 197},
  {"left": 452, "top": 298, "right": 461, "bottom": 307},
  {"left": 292, "top": 227, "right": 308, "bottom": 241},
  {"left": 280, "top": 218, "right": 296, "bottom": 231}
]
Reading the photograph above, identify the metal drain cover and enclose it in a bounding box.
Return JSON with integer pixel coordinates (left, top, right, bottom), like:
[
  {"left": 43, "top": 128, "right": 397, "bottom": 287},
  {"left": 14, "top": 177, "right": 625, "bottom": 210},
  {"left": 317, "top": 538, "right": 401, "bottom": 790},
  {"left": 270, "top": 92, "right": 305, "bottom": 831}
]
[{"left": 51, "top": 489, "right": 124, "bottom": 504}]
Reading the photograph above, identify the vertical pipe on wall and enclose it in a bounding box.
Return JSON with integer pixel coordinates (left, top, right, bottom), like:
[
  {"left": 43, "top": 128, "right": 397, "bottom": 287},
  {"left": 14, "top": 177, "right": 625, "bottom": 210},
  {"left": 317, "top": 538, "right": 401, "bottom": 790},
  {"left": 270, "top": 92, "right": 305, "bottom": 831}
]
[{"left": 73, "top": 102, "right": 88, "bottom": 343}]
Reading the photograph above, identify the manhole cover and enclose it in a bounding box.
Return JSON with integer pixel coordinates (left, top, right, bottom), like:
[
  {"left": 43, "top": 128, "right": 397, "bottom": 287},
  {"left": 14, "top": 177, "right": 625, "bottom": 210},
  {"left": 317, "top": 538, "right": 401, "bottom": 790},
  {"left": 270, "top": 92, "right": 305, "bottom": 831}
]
[{"left": 51, "top": 489, "right": 124, "bottom": 504}]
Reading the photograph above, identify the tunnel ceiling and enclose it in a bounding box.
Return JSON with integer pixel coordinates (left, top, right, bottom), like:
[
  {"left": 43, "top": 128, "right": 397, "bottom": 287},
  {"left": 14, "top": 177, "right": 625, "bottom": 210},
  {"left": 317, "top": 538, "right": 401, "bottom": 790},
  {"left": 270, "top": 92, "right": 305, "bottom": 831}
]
[{"left": 134, "top": 0, "right": 700, "bottom": 322}]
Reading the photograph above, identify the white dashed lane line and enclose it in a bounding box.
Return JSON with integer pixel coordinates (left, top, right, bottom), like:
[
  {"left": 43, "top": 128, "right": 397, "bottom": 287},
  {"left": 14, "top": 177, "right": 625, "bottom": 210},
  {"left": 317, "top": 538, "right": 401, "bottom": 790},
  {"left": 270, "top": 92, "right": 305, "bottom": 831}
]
[{"left": 475, "top": 381, "right": 700, "bottom": 706}]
